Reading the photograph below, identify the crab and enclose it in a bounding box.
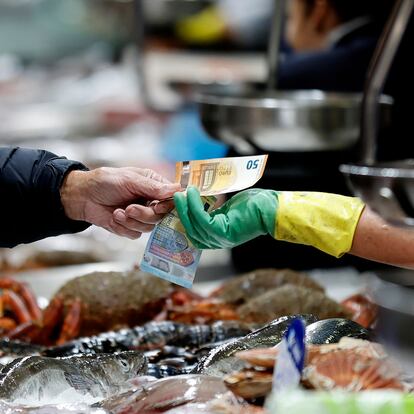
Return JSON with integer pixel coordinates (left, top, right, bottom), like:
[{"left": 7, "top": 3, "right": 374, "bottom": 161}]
[
  {"left": 164, "top": 269, "right": 348, "bottom": 324},
  {"left": 0, "top": 277, "right": 82, "bottom": 346},
  {"left": 5, "top": 270, "right": 200, "bottom": 346}
]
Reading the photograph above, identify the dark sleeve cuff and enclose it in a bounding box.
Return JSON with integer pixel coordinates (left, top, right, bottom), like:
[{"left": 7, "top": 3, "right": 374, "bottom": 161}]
[
  {"left": 0, "top": 147, "right": 91, "bottom": 247},
  {"left": 36, "top": 156, "right": 92, "bottom": 235}
]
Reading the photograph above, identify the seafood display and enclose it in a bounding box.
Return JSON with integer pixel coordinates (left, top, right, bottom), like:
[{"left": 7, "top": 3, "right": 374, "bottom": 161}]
[{"left": 0, "top": 267, "right": 396, "bottom": 412}]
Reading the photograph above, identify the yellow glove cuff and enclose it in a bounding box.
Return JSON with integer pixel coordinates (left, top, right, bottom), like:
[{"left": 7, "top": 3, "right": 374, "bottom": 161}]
[{"left": 275, "top": 192, "right": 365, "bottom": 258}]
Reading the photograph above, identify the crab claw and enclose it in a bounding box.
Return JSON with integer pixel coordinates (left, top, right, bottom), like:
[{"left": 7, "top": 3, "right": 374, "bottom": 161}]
[
  {"left": 341, "top": 294, "right": 378, "bottom": 329},
  {"left": 0, "top": 290, "right": 32, "bottom": 324},
  {"left": 57, "top": 299, "right": 82, "bottom": 345},
  {"left": 6, "top": 320, "right": 41, "bottom": 341},
  {"left": 0, "top": 316, "right": 17, "bottom": 333},
  {"left": 32, "top": 295, "right": 65, "bottom": 345},
  {"left": 0, "top": 278, "right": 42, "bottom": 321}
]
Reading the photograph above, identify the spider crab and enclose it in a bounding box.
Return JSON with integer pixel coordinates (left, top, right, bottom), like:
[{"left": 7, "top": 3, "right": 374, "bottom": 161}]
[{"left": 1, "top": 270, "right": 200, "bottom": 346}]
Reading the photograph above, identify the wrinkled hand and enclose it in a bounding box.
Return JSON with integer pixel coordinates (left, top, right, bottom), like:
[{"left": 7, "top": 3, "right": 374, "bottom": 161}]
[
  {"left": 61, "top": 167, "right": 181, "bottom": 239},
  {"left": 174, "top": 186, "right": 279, "bottom": 249}
]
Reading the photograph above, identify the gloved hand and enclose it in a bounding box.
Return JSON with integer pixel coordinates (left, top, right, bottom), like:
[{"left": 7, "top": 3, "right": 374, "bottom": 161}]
[
  {"left": 174, "top": 187, "right": 278, "bottom": 249},
  {"left": 174, "top": 187, "right": 365, "bottom": 257}
]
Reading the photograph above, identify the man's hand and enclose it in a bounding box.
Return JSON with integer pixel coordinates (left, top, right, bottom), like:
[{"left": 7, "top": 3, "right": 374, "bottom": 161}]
[{"left": 61, "top": 167, "right": 180, "bottom": 239}]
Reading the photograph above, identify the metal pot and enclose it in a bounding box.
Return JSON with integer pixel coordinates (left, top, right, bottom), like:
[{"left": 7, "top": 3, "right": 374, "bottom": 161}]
[{"left": 196, "top": 89, "right": 393, "bottom": 153}]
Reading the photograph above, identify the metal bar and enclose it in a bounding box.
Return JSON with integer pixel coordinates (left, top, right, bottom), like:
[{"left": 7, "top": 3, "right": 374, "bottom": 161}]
[
  {"left": 133, "top": 0, "right": 150, "bottom": 108},
  {"left": 360, "top": 0, "right": 414, "bottom": 164},
  {"left": 267, "top": 0, "right": 286, "bottom": 90}
]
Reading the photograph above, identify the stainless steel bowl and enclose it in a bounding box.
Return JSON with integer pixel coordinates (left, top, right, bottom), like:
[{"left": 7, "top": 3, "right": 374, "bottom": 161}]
[
  {"left": 340, "top": 160, "right": 414, "bottom": 227},
  {"left": 196, "top": 90, "right": 393, "bottom": 153}
]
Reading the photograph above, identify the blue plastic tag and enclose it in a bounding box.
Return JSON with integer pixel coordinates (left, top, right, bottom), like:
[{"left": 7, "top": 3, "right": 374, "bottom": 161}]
[{"left": 273, "top": 318, "right": 306, "bottom": 391}]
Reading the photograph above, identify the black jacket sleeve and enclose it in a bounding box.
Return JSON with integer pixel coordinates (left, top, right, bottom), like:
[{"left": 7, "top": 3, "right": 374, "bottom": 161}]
[{"left": 0, "top": 147, "right": 91, "bottom": 248}]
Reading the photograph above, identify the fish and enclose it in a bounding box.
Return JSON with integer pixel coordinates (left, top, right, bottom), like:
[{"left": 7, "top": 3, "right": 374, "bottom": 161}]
[
  {"left": 0, "top": 351, "right": 147, "bottom": 405},
  {"left": 108, "top": 375, "right": 230, "bottom": 414},
  {"left": 305, "top": 318, "right": 372, "bottom": 344},
  {"left": 192, "top": 315, "right": 317, "bottom": 377},
  {"left": 43, "top": 321, "right": 253, "bottom": 358}
]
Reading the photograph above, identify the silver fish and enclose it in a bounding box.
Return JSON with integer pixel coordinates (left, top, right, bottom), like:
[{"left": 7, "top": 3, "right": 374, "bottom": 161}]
[
  {"left": 108, "top": 374, "right": 229, "bottom": 414},
  {"left": 43, "top": 321, "right": 253, "bottom": 358},
  {"left": 0, "top": 351, "right": 147, "bottom": 405},
  {"left": 193, "top": 315, "right": 317, "bottom": 377},
  {"left": 305, "top": 318, "right": 372, "bottom": 344}
]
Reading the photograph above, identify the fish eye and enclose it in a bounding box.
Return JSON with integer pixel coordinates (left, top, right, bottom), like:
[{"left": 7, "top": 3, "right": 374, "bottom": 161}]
[{"left": 120, "top": 359, "right": 130, "bottom": 371}]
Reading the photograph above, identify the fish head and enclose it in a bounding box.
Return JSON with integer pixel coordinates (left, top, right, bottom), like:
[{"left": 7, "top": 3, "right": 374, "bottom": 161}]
[{"left": 109, "top": 351, "right": 147, "bottom": 377}]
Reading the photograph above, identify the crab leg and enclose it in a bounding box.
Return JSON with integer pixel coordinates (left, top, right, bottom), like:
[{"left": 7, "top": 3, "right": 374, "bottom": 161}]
[
  {"left": 0, "top": 278, "right": 42, "bottom": 321},
  {"left": 0, "top": 316, "right": 17, "bottom": 332},
  {"left": 6, "top": 321, "right": 41, "bottom": 341},
  {"left": 32, "top": 295, "right": 64, "bottom": 345},
  {"left": 0, "top": 291, "right": 32, "bottom": 324},
  {"left": 56, "top": 299, "right": 82, "bottom": 345}
]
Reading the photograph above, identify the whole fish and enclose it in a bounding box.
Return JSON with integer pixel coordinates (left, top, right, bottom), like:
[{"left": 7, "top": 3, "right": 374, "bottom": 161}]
[
  {"left": 43, "top": 321, "right": 253, "bottom": 358},
  {"left": 108, "top": 374, "right": 230, "bottom": 414},
  {"left": 0, "top": 351, "right": 147, "bottom": 405},
  {"left": 305, "top": 318, "right": 372, "bottom": 344},
  {"left": 193, "top": 315, "right": 317, "bottom": 377}
]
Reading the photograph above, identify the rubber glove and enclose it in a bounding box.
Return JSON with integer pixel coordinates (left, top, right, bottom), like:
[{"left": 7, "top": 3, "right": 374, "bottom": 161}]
[{"left": 174, "top": 187, "right": 365, "bottom": 257}]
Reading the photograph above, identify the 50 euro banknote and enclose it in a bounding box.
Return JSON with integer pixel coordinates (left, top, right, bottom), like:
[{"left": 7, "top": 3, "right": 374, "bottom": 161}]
[
  {"left": 140, "top": 196, "right": 216, "bottom": 288},
  {"left": 141, "top": 155, "right": 268, "bottom": 288},
  {"left": 176, "top": 154, "right": 268, "bottom": 195}
]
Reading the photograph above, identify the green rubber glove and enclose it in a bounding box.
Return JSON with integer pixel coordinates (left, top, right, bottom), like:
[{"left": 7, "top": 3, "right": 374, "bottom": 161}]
[
  {"left": 174, "top": 186, "right": 279, "bottom": 249},
  {"left": 174, "top": 186, "right": 365, "bottom": 257}
]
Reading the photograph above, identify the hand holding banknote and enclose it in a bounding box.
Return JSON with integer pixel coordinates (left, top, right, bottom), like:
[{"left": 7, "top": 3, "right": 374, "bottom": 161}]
[
  {"left": 63, "top": 167, "right": 180, "bottom": 239},
  {"left": 140, "top": 155, "right": 268, "bottom": 287}
]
